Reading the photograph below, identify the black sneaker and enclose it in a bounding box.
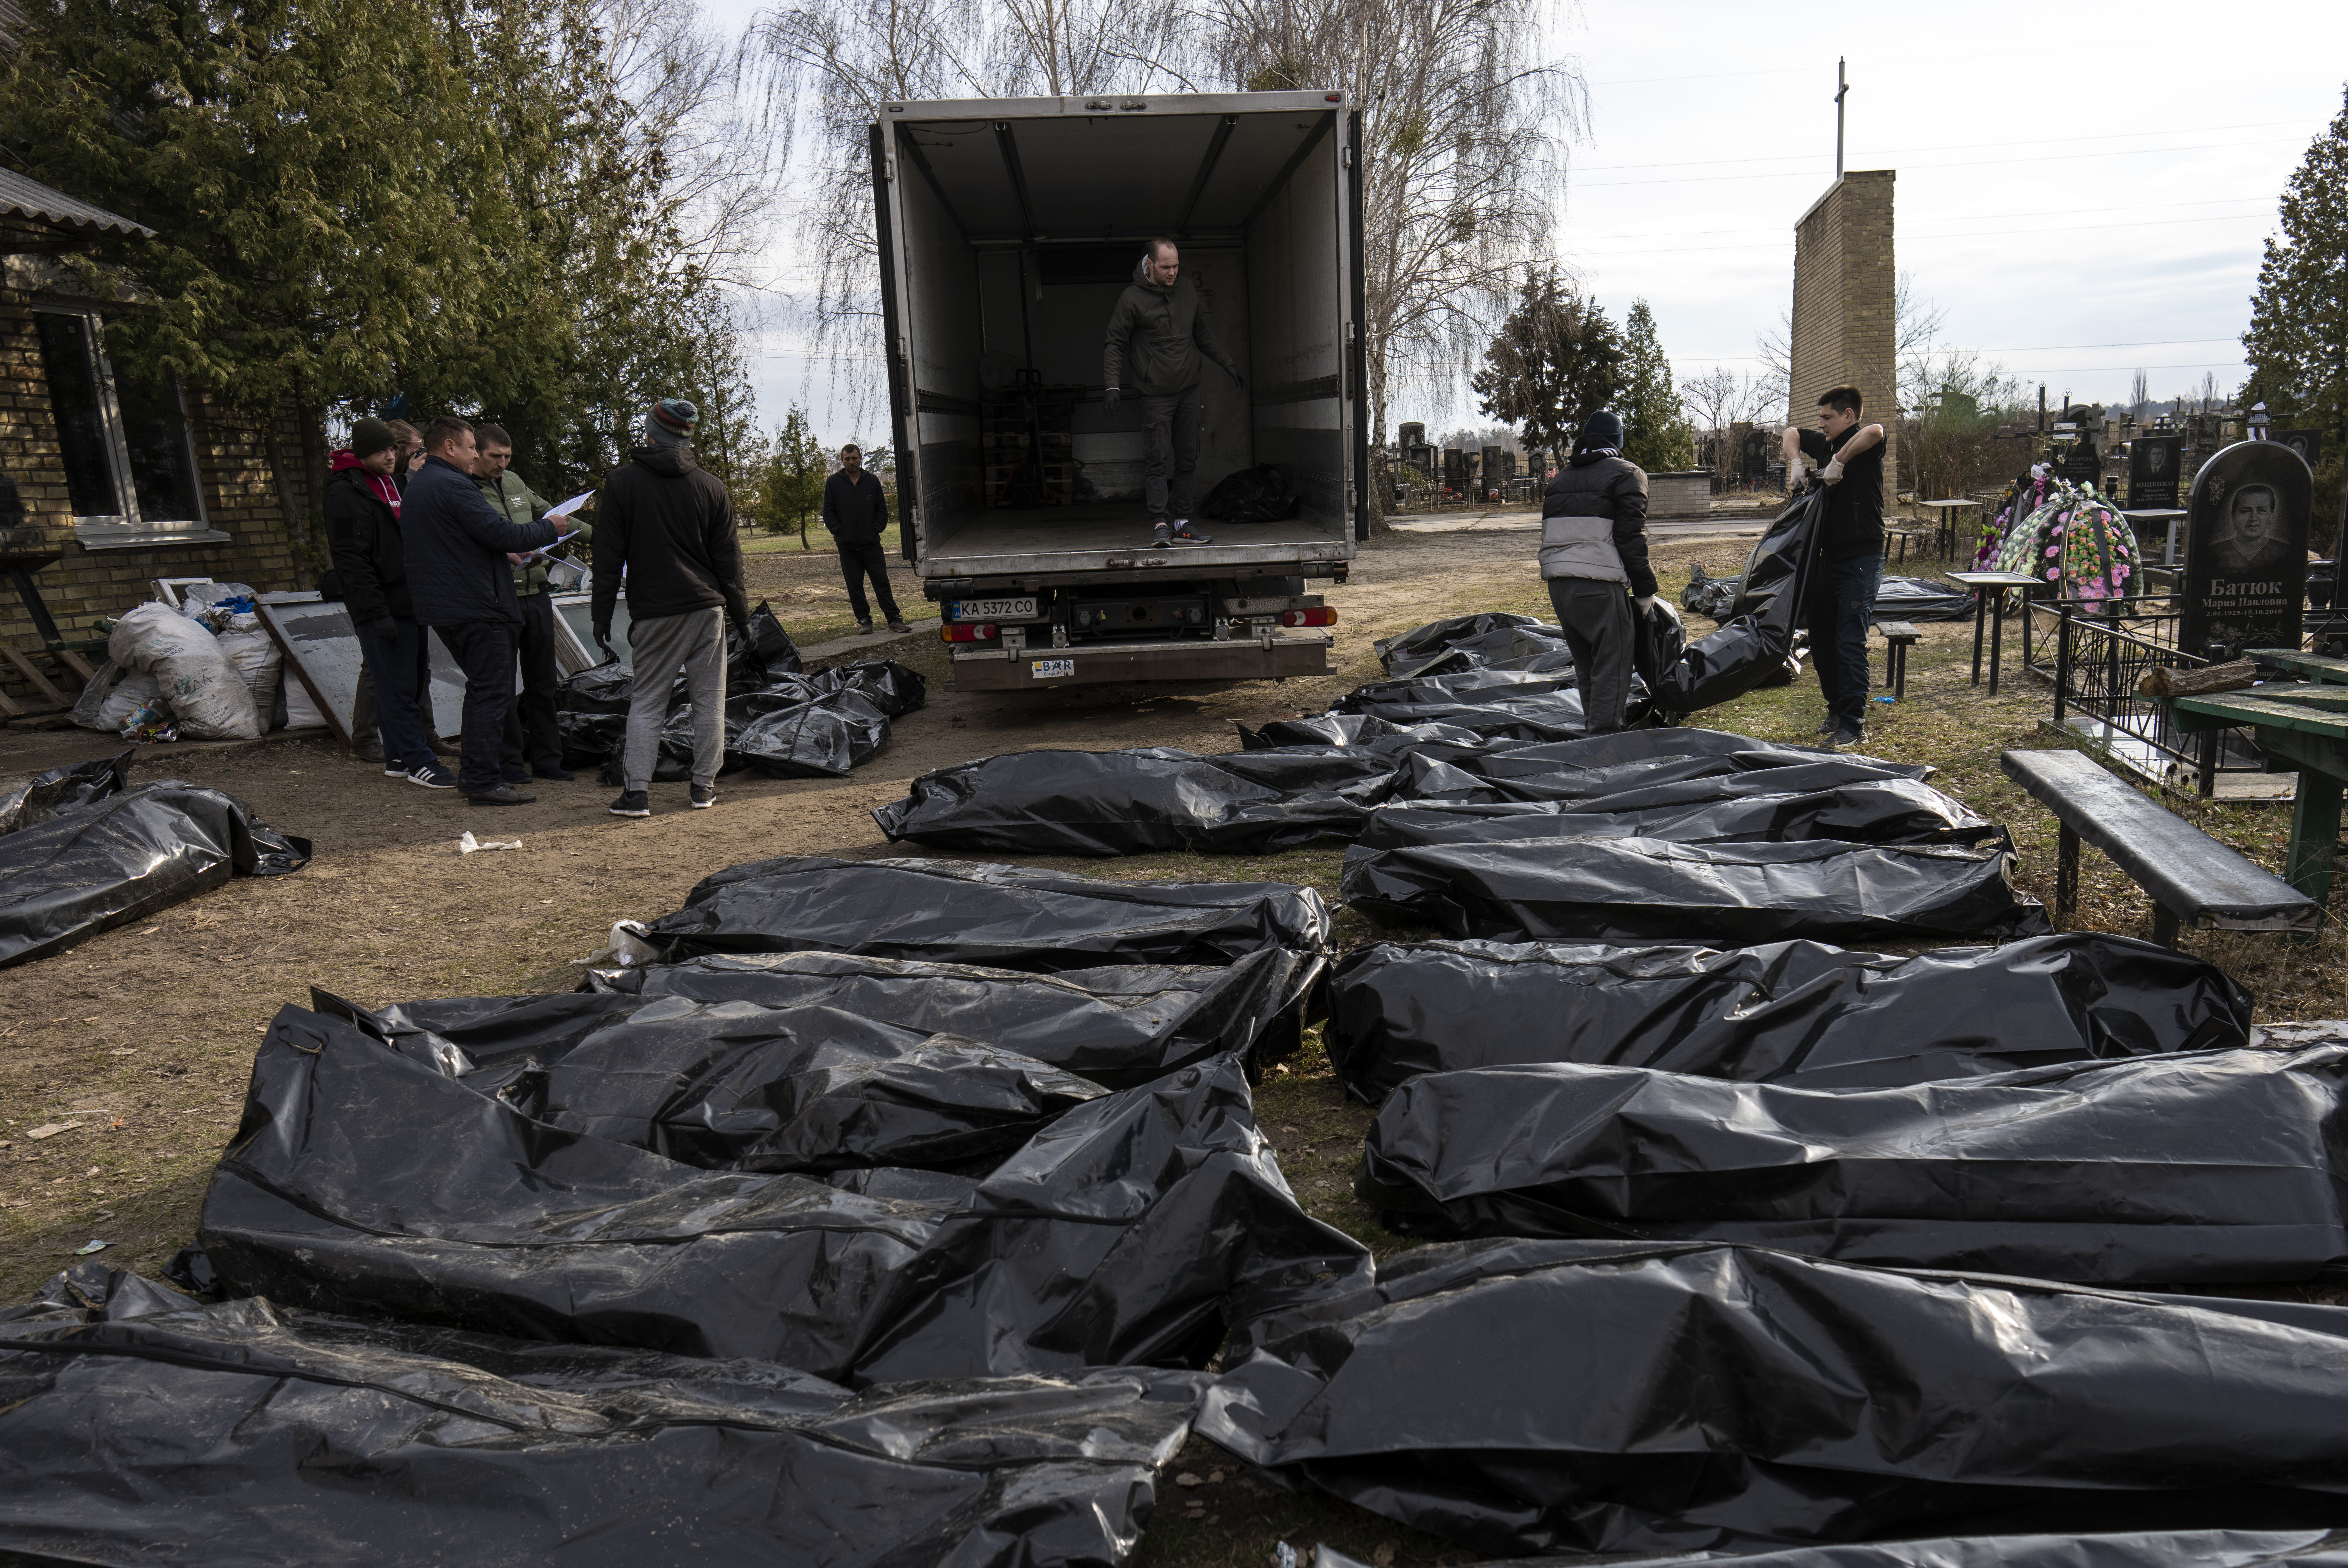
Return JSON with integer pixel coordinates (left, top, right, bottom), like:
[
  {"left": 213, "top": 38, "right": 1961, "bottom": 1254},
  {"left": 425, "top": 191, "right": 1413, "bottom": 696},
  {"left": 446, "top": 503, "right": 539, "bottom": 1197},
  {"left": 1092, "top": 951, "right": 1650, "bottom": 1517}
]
[
  {"left": 1151, "top": 522, "right": 1171, "bottom": 547},
  {"left": 1829, "top": 727, "right": 1867, "bottom": 750},
  {"left": 689, "top": 784, "right": 716, "bottom": 809},
  {"left": 885, "top": 620, "right": 911, "bottom": 634},
  {"left": 609, "top": 790, "right": 651, "bottom": 818},
  {"left": 853, "top": 622, "right": 877, "bottom": 635},
  {"left": 532, "top": 763, "right": 574, "bottom": 781},
  {"left": 382, "top": 759, "right": 408, "bottom": 778},
  {"left": 406, "top": 762, "right": 457, "bottom": 790},
  {"left": 1815, "top": 720, "right": 1837, "bottom": 735},
  {"left": 1169, "top": 522, "right": 1213, "bottom": 545},
  {"left": 352, "top": 739, "right": 385, "bottom": 764},
  {"left": 468, "top": 785, "right": 535, "bottom": 806}
]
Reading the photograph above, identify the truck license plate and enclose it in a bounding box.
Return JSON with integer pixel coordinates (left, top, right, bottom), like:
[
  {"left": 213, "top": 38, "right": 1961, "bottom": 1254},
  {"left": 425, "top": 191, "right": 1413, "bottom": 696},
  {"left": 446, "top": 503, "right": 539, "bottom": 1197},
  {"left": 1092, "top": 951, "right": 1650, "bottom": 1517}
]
[
  {"left": 950, "top": 597, "right": 1037, "bottom": 621},
  {"left": 1029, "top": 658, "right": 1075, "bottom": 680}
]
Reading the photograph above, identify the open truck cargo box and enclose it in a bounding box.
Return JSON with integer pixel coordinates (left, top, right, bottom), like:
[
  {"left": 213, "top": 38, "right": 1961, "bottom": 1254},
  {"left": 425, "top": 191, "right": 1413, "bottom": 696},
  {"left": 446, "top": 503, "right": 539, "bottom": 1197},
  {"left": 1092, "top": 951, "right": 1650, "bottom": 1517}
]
[{"left": 872, "top": 91, "right": 1366, "bottom": 683}]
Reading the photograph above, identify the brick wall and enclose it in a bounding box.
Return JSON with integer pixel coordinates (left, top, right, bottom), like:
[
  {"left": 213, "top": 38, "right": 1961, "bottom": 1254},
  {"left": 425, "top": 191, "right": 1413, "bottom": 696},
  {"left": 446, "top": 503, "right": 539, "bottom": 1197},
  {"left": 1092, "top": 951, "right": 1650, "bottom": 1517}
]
[
  {"left": 1788, "top": 170, "right": 1897, "bottom": 514},
  {"left": 0, "top": 267, "right": 307, "bottom": 708}
]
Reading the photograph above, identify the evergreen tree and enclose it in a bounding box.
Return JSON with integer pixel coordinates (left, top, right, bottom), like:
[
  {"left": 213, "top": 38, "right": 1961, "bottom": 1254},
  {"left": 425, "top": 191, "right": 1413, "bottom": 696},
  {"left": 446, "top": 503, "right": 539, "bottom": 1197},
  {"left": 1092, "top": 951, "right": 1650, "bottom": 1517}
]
[
  {"left": 750, "top": 406, "right": 829, "bottom": 547},
  {"left": 1470, "top": 267, "right": 1623, "bottom": 459},
  {"left": 2243, "top": 86, "right": 2348, "bottom": 547},
  {"left": 1619, "top": 300, "right": 1695, "bottom": 473}
]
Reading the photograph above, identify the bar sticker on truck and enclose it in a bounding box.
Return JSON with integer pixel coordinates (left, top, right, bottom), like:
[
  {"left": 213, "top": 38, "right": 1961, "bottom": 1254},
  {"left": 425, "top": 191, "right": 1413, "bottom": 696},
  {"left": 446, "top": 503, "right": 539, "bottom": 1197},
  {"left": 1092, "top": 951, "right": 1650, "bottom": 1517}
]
[
  {"left": 950, "top": 597, "right": 1038, "bottom": 621},
  {"left": 1029, "top": 658, "right": 1075, "bottom": 679}
]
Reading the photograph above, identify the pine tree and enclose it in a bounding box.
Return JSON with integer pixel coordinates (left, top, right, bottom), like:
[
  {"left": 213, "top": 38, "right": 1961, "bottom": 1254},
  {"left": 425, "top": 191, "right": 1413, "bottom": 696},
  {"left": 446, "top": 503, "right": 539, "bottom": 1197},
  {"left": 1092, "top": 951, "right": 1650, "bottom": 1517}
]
[
  {"left": 1619, "top": 300, "right": 1696, "bottom": 473},
  {"left": 2243, "top": 86, "right": 2348, "bottom": 547},
  {"left": 1469, "top": 267, "right": 1623, "bottom": 459},
  {"left": 750, "top": 406, "right": 829, "bottom": 547}
]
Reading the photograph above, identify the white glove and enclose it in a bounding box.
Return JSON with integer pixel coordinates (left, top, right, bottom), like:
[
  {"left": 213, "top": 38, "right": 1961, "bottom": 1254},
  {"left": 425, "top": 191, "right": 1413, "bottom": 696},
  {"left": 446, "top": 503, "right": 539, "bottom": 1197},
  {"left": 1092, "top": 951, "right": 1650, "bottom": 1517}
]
[
  {"left": 1635, "top": 594, "right": 1680, "bottom": 623},
  {"left": 1821, "top": 458, "right": 1845, "bottom": 484}
]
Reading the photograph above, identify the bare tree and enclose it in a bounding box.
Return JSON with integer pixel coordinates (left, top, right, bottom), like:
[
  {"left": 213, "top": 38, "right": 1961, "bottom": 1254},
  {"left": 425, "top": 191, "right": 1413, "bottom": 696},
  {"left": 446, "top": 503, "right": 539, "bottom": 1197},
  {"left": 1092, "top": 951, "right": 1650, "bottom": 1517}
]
[
  {"left": 1753, "top": 309, "right": 1791, "bottom": 429},
  {"left": 1680, "top": 366, "right": 1777, "bottom": 482},
  {"left": 2129, "top": 368, "right": 2150, "bottom": 418},
  {"left": 1189, "top": 0, "right": 1584, "bottom": 458}
]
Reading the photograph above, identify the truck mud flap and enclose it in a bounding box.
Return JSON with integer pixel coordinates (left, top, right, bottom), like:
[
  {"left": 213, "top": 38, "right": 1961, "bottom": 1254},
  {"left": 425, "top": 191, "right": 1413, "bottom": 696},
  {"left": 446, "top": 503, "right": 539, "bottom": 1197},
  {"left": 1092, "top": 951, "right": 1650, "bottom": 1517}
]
[{"left": 949, "top": 633, "right": 1331, "bottom": 690}]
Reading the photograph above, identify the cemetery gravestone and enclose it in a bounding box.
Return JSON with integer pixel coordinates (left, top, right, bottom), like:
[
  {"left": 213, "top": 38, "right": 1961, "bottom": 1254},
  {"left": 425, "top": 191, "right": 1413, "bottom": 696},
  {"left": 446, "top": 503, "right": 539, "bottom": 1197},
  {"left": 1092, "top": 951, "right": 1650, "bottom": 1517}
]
[
  {"left": 2130, "top": 436, "right": 2183, "bottom": 509},
  {"left": 2179, "top": 439, "right": 2314, "bottom": 660}
]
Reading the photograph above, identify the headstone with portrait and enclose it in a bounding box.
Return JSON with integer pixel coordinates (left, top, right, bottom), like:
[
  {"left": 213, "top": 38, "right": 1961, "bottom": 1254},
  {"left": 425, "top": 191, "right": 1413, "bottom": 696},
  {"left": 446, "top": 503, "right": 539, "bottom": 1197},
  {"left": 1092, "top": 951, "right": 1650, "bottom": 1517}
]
[
  {"left": 2178, "top": 440, "right": 2314, "bottom": 661},
  {"left": 2275, "top": 430, "right": 2324, "bottom": 473},
  {"left": 2129, "top": 436, "right": 2183, "bottom": 509}
]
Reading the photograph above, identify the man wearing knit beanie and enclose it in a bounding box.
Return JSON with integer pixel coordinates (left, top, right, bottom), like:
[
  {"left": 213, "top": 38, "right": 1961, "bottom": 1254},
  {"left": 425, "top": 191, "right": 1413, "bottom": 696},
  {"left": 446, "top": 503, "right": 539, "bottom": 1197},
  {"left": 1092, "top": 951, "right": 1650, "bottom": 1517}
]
[
  {"left": 351, "top": 417, "right": 398, "bottom": 460},
  {"left": 593, "top": 397, "right": 751, "bottom": 817}
]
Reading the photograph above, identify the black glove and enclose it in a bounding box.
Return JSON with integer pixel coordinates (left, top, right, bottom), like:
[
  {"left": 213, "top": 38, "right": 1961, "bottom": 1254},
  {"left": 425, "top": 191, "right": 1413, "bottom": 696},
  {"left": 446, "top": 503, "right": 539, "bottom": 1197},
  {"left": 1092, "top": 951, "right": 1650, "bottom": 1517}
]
[
  {"left": 593, "top": 623, "right": 612, "bottom": 651},
  {"left": 373, "top": 617, "right": 399, "bottom": 645},
  {"left": 1226, "top": 364, "right": 1247, "bottom": 390},
  {"left": 1103, "top": 386, "right": 1122, "bottom": 414}
]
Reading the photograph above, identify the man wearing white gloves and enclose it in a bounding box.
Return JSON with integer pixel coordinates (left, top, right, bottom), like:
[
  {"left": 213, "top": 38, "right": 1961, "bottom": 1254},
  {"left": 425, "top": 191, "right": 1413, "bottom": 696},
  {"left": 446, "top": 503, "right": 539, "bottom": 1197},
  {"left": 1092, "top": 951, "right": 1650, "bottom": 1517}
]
[
  {"left": 1538, "top": 409, "right": 1673, "bottom": 733},
  {"left": 1781, "top": 385, "right": 1888, "bottom": 747}
]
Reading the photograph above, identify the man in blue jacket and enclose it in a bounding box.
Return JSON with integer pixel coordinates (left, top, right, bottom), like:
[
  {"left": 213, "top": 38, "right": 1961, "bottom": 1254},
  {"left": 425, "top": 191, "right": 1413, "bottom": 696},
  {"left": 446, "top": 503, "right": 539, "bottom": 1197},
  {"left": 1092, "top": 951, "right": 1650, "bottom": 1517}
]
[{"left": 401, "top": 416, "right": 561, "bottom": 805}]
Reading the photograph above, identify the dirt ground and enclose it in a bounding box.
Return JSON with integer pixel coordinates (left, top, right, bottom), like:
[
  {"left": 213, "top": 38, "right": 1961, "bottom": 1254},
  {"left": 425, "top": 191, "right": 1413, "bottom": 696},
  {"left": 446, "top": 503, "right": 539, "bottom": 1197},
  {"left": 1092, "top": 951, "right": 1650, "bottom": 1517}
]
[{"left": 5, "top": 514, "right": 2345, "bottom": 1568}]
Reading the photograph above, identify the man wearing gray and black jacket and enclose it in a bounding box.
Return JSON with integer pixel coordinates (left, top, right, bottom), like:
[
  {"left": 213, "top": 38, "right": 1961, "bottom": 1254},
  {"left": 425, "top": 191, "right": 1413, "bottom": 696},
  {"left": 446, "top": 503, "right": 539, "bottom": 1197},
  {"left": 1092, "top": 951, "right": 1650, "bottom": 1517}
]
[
  {"left": 1539, "top": 410, "right": 1673, "bottom": 733},
  {"left": 1102, "top": 238, "right": 1246, "bottom": 548}
]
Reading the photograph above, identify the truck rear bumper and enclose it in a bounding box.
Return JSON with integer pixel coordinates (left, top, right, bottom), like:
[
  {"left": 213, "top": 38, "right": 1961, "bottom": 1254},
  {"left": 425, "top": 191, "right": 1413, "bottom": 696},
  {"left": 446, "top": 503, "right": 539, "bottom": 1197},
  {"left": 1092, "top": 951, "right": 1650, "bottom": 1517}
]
[{"left": 947, "top": 632, "right": 1332, "bottom": 689}]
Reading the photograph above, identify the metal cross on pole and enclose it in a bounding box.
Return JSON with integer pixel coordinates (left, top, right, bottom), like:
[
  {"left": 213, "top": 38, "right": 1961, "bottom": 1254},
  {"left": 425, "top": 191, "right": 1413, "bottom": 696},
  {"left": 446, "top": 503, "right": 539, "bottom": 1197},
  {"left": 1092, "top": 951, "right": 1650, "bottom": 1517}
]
[{"left": 1835, "top": 58, "right": 1848, "bottom": 180}]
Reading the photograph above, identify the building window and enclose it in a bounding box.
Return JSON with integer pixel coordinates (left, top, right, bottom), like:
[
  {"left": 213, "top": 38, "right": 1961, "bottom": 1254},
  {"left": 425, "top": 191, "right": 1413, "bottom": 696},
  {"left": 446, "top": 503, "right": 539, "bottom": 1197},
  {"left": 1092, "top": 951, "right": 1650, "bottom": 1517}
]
[{"left": 31, "top": 307, "right": 225, "bottom": 548}]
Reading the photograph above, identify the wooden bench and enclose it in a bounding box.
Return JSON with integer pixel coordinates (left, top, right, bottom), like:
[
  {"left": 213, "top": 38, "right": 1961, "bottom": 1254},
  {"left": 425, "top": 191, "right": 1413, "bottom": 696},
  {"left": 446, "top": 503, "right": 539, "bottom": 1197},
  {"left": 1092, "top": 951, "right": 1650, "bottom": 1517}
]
[
  {"left": 2001, "top": 748, "right": 2320, "bottom": 946},
  {"left": 1876, "top": 621, "right": 1918, "bottom": 702}
]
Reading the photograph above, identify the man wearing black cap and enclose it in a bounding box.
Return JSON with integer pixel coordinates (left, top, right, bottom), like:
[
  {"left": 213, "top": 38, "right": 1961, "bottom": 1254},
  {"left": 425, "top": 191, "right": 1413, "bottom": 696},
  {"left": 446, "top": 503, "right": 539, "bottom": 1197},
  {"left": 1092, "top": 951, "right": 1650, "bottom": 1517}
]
[
  {"left": 1539, "top": 410, "right": 1667, "bottom": 733},
  {"left": 595, "top": 397, "right": 751, "bottom": 818},
  {"left": 402, "top": 415, "right": 561, "bottom": 805}
]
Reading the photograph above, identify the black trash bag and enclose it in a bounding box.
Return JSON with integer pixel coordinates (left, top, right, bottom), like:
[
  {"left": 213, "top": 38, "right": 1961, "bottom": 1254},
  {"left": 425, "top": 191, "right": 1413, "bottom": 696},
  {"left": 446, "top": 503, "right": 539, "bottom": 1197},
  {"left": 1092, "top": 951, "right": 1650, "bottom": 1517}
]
[
  {"left": 1654, "top": 488, "right": 1824, "bottom": 715},
  {"left": 872, "top": 746, "right": 1400, "bottom": 856},
  {"left": 1339, "top": 667, "right": 1583, "bottom": 711},
  {"left": 1340, "top": 689, "right": 1589, "bottom": 744},
  {"left": 556, "top": 658, "right": 637, "bottom": 715},
  {"left": 588, "top": 946, "right": 1325, "bottom": 1089},
  {"left": 198, "top": 1005, "right": 1372, "bottom": 1380},
  {"left": 1309, "top": 1530, "right": 2348, "bottom": 1568},
  {"left": 1357, "top": 777, "right": 2001, "bottom": 851},
  {"left": 1200, "top": 462, "right": 1302, "bottom": 523},
  {"left": 1394, "top": 731, "right": 1930, "bottom": 808},
  {"left": 1236, "top": 713, "right": 1489, "bottom": 752},
  {"left": 0, "top": 780, "right": 310, "bottom": 968},
  {"left": 557, "top": 705, "right": 629, "bottom": 768},
  {"left": 1630, "top": 596, "right": 1687, "bottom": 700},
  {"left": 825, "top": 657, "right": 927, "bottom": 716},
  {"left": 1680, "top": 563, "right": 1743, "bottom": 621},
  {"left": 638, "top": 854, "right": 1331, "bottom": 971},
  {"left": 727, "top": 690, "right": 890, "bottom": 778},
  {"left": 0, "top": 751, "right": 129, "bottom": 835},
  {"left": 1341, "top": 835, "right": 2052, "bottom": 946},
  {"left": 1203, "top": 1237, "right": 2348, "bottom": 1555},
  {"left": 1356, "top": 1045, "right": 2348, "bottom": 1282},
  {"left": 1874, "top": 573, "right": 1973, "bottom": 621},
  {"left": 726, "top": 598, "right": 803, "bottom": 684},
  {"left": 0, "top": 1261, "right": 1208, "bottom": 1568},
  {"left": 315, "top": 988, "right": 1106, "bottom": 1174},
  {"left": 1324, "top": 932, "right": 2253, "bottom": 1103},
  {"left": 1374, "top": 612, "right": 1554, "bottom": 673}
]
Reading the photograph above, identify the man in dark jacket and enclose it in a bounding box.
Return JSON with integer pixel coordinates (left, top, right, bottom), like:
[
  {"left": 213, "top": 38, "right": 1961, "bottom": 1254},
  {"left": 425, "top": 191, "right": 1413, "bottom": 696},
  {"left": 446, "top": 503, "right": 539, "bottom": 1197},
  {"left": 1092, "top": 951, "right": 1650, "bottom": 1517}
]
[
  {"left": 821, "top": 444, "right": 906, "bottom": 634},
  {"left": 1102, "top": 238, "right": 1246, "bottom": 547},
  {"left": 325, "top": 417, "right": 448, "bottom": 786},
  {"left": 594, "top": 397, "right": 751, "bottom": 818},
  {"left": 1781, "top": 384, "right": 1888, "bottom": 748},
  {"left": 402, "top": 415, "right": 560, "bottom": 805},
  {"left": 475, "top": 421, "right": 588, "bottom": 780},
  {"left": 1540, "top": 410, "right": 1674, "bottom": 733}
]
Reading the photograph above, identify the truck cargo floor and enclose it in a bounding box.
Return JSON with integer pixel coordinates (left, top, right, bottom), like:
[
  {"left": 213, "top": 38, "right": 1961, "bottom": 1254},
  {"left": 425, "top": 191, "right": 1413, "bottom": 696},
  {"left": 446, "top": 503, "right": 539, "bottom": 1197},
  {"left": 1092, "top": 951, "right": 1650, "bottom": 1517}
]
[{"left": 928, "top": 505, "right": 1338, "bottom": 560}]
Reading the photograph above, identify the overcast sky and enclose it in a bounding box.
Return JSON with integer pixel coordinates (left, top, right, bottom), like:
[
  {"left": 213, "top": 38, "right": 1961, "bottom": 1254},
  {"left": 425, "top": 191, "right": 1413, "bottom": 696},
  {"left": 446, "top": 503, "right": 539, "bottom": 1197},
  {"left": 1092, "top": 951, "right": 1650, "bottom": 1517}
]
[{"left": 706, "top": 0, "right": 2348, "bottom": 444}]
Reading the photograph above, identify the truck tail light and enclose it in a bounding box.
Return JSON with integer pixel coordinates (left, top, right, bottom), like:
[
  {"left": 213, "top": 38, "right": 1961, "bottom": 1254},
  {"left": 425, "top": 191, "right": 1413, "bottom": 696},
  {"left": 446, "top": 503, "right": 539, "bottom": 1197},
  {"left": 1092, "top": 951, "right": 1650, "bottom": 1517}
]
[
  {"left": 1281, "top": 607, "right": 1337, "bottom": 627},
  {"left": 941, "top": 623, "right": 997, "bottom": 642}
]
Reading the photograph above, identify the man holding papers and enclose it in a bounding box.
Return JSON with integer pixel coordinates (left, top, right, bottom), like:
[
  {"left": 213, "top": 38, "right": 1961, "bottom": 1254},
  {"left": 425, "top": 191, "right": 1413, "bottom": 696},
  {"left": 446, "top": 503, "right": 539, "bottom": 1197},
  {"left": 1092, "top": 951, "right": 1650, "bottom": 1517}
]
[{"left": 476, "top": 423, "right": 591, "bottom": 781}]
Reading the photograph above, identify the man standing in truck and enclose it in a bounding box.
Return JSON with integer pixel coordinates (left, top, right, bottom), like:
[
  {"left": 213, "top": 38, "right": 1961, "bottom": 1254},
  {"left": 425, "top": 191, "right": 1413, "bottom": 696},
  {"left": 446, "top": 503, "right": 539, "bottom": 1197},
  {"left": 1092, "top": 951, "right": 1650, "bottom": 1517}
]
[{"left": 1102, "top": 238, "right": 1247, "bottom": 548}]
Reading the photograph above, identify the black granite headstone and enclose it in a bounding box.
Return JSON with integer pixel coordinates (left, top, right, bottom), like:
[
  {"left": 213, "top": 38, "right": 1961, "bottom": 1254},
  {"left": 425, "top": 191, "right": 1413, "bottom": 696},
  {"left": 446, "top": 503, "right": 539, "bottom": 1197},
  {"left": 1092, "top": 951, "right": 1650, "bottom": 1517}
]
[
  {"left": 2179, "top": 439, "right": 2314, "bottom": 660},
  {"left": 2275, "top": 429, "right": 2324, "bottom": 472},
  {"left": 2129, "top": 436, "right": 2183, "bottom": 509}
]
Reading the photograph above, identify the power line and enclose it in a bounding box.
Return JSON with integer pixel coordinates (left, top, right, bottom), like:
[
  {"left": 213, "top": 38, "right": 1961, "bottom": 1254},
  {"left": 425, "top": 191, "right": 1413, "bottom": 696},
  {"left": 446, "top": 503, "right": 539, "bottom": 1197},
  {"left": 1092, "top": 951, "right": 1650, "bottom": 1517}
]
[
  {"left": 1559, "top": 196, "right": 2275, "bottom": 245},
  {"left": 1572, "top": 136, "right": 2303, "bottom": 190},
  {"left": 1566, "top": 210, "right": 2281, "bottom": 258},
  {"left": 1566, "top": 118, "right": 2315, "bottom": 176}
]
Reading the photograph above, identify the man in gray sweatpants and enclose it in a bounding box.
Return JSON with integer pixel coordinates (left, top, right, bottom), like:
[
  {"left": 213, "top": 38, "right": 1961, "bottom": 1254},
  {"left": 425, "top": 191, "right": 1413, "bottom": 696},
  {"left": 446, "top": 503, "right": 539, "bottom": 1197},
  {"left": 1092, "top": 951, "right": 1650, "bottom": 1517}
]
[
  {"left": 1538, "top": 410, "right": 1674, "bottom": 733},
  {"left": 591, "top": 397, "right": 751, "bottom": 817}
]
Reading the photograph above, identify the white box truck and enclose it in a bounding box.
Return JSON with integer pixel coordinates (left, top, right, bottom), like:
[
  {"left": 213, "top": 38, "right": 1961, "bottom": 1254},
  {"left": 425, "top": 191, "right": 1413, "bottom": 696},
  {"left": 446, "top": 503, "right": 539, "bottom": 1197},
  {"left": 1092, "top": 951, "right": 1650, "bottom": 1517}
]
[{"left": 869, "top": 90, "right": 1368, "bottom": 689}]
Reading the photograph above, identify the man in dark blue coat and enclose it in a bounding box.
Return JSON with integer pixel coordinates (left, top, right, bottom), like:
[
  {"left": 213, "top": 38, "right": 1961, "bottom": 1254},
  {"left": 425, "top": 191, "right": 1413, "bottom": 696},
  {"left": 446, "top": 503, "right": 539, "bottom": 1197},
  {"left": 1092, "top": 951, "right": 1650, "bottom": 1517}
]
[{"left": 401, "top": 415, "right": 560, "bottom": 805}]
